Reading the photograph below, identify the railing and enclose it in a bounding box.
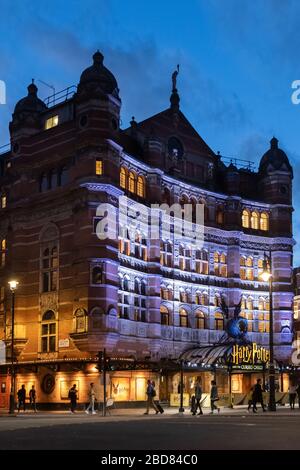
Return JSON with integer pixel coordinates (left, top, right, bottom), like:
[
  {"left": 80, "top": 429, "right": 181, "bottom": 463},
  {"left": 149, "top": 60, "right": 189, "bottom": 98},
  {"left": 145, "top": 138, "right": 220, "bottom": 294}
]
[
  {"left": 220, "top": 154, "right": 256, "bottom": 171},
  {"left": 43, "top": 85, "right": 77, "bottom": 108},
  {"left": 0, "top": 143, "right": 10, "bottom": 156}
]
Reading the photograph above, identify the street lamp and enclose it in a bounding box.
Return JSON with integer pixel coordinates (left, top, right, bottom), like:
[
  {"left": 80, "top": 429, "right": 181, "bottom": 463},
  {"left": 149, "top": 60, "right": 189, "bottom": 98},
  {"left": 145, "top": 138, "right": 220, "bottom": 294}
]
[
  {"left": 8, "top": 280, "right": 18, "bottom": 415},
  {"left": 261, "top": 253, "right": 276, "bottom": 412}
]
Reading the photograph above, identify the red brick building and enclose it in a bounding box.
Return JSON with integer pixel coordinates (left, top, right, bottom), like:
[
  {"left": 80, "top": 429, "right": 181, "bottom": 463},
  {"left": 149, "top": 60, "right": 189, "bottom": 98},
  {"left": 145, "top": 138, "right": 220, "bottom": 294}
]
[{"left": 0, "top": 52, "right": 294, "bottom": 408}]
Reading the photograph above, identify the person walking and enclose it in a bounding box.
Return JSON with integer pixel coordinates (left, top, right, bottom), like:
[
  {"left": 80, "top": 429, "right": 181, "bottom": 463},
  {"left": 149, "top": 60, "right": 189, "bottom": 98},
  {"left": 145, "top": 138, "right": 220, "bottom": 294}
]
[
  {"left": 17, "top": 384, "right": 26, "bottom": 413},
  {"left": 85, "top": 382, "right": 97, "bottom": 415},
  {"left": 29, "top": 385, "right": 37, "bottom": 412},
  {"left": 193, "top": 378, "right": 203, "bottom": 415},
  {"left": 210, "top": 380, "right": 220, "bottom": 414},
  {"left": 247, "top": 386, "right": 254, "bottom": 412},
  {"left": 296, "top": 383, "right": 300, "bottom": 409},
  {"left": 68, "top": 384, "right": 78, "bottom": 413},
  {"left": 144, "top": 379, "right": 159, "bottom": 415},
  {"left": 152, "top": 381, "right": 164, "bottom": 414},
  {"left": 252, "top": 378, "right": 266, "bottom": 413},
  {"left": 288, "top": 382, "right": 297, "bottom": 410}
]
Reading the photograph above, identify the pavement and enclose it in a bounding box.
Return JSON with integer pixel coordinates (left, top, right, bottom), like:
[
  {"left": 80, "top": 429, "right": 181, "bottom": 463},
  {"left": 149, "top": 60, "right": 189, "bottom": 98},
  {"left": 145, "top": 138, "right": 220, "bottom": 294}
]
[{"left": 0, "top": 407, "right": 300, "bottom": 450}]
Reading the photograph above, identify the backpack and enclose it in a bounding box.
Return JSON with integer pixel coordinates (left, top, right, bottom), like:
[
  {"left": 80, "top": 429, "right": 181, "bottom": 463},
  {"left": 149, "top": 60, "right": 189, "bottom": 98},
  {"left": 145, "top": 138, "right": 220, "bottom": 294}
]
[{"left": 151, "top": 388, "right": 156, "bottom": 397}]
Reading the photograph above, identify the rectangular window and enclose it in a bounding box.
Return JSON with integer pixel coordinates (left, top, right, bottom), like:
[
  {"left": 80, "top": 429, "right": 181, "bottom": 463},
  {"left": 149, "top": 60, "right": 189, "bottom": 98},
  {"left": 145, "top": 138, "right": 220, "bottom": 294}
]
[
  {"left": 96, "top": 159, "right": 103, "bottom": 176},
  {"left": 45, "top": 115, "right": 59, "bottom": 130}
]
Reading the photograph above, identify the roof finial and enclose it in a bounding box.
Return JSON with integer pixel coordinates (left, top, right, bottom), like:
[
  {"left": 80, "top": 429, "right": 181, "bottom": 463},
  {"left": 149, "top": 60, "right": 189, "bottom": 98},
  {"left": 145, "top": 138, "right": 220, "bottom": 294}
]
[
  {"left": 170, "top": 65, "right": 180, "bottom": 112},
  {"left": 172, "top": 64, "right": 180, "bottom": 92},
  {"left": 270, "top": 136, "right": 278, "bottom": 149}
]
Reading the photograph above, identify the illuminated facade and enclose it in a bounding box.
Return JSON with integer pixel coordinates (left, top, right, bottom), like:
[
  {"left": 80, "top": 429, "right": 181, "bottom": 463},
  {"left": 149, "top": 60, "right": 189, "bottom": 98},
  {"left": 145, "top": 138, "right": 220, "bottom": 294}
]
[{"left": 0, "top": 52, "right": 294, "bottom": 407}]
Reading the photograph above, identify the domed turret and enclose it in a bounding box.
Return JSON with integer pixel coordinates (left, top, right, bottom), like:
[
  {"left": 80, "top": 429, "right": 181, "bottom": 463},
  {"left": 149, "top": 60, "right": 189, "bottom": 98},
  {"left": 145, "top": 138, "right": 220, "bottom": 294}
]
[
  {"left": 9, "top": 81, "right": 47, "bottom": 136},
  {"left": 78, "top": 51, "right": 119, "bottom": 98},
  {"left": 259, "top": 137, "right": 293, "bottom": 176},
  {"left": 13, "top": 82, "right": 47, "bottom": 116}
]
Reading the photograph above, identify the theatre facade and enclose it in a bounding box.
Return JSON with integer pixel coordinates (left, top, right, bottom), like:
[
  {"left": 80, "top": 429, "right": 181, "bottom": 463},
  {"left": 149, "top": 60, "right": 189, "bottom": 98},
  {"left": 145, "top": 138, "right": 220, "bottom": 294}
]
[{"left": 0, "top": 51, "right": 294, "bottom": 408}]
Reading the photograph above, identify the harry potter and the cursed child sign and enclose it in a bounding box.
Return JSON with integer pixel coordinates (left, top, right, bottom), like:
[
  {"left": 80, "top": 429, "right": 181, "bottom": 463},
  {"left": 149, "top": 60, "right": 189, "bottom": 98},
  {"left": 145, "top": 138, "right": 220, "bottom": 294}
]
[{"left": 230, "top": 343, "right": 270, "bottom": 367}]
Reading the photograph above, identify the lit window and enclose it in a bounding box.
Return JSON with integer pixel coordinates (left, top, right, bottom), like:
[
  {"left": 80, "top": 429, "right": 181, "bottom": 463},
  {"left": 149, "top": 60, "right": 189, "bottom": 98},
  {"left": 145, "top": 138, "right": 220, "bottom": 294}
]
[
  {"left": 128, "top": 172, "right": 136, "bottom": 193},
  {"left": 137, "top": 176, "right": 145, "bottom": 198},
  {"left": 41, "top": 310, "right": 56, "bottom": 352},
  {"left": 1, "top": 194, "right": 6, "bottom": 209},
  {"left": 120, "top": 167, "right": 126, "bottom": 189},
  {"left": 195, "top": 311, "right": 205, "bottom": 329},
  {"left": 1, "top": 239, "right": 6, "bottom": 267},
  {"left": 242, "top": 210, "right": 250, "bottom": 228},
  {"left": 161, "top": 306, "right": 170, "bottom": 326},
  {"left": 45, "top": 115, "right": 59, "bottom": 130},
  {"left": 215, "top": 312, "right": 224, "bottom": 330},
  {"left": 251, "top": 211, "right": 259, "bottom": 230},
  {"left": 179, "top": 308, "right": 188, "bottom": 327},
  {"left": 96, "top": 159, "right": 103, "bottom": 176},
  {"left": 260, "top": 213, "right": 269, "bottom": 231}
]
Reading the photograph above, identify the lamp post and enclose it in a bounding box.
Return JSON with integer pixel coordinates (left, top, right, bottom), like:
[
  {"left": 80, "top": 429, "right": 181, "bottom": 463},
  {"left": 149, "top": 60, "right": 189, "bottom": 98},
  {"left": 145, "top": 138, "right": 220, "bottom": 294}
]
[
  {"left": 8, "top": 280, "right": 19, "bottom": 415},
  {"left": 261, "top": 252, "right": 276, "bottom": 412}
]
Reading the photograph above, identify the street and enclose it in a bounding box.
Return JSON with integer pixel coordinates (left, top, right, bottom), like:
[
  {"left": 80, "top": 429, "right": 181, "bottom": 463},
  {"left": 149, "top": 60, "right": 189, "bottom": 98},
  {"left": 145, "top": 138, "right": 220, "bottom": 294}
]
[{"left": 0, "top": 409, "right": 299, "bottom": 450}]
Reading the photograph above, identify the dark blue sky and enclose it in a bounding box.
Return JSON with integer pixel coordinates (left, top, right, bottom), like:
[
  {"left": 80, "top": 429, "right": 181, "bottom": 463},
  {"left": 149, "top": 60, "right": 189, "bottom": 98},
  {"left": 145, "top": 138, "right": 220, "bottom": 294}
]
[{"left": 0, "top": 0, "right": 299, "bottom": 261}]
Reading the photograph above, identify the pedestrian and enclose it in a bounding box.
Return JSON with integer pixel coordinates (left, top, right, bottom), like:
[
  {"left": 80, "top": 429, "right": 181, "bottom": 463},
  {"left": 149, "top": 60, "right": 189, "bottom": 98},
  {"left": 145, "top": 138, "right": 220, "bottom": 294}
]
[
  {"left": 247, "top": 386, "right": 254, "bottom": 412},
  {"left": 144, "top": 379, "right": 159, "bottom": 415},
  {"left": 193, "top": 377, "right": 203, "bottom": 415},
  {"left": 288, "top": 382, "right": 297, "bottom": 410},
  {"left": 68, "top": 384, "right": 78, "bottom": 413},
  {"left": 17, "top": 384, "right": 26, "bottom": 413},
  {"left": 210, "top": 380, "right": 220, "bottom": 414},
  {"left": 252, "top": 378, "right": 266, "bottom": 413},
  {"left": 296, "top": 383, "right": 300, "bottom": 409},
  {"left": 85, "top": 382, "right": 97, "bottom": 415},
  {"left": 152, "top": 381, "right": 164, "bottom": 414},
  {"left": 29, "top": 385, "right": 37, "bottom": 412}
]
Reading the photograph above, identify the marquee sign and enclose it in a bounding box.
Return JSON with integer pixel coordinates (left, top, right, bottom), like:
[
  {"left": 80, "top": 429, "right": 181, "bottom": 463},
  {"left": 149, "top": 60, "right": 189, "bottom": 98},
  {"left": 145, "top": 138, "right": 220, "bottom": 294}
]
[{"left": 230, "top": 342, "right": 270, "bottom": 367}]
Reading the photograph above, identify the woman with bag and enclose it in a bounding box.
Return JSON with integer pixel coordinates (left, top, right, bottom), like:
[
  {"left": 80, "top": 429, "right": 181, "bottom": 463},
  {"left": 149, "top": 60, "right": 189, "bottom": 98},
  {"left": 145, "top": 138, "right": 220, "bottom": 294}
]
[{"left": 210, "top": 380, "right": 220, "bottom": 414}]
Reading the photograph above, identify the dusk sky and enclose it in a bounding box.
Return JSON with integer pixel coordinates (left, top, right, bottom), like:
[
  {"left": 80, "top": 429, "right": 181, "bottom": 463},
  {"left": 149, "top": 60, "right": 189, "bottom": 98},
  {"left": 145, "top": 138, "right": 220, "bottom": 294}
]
[{"left": 0, "top": 0, "right": 299, "bottom": 261}]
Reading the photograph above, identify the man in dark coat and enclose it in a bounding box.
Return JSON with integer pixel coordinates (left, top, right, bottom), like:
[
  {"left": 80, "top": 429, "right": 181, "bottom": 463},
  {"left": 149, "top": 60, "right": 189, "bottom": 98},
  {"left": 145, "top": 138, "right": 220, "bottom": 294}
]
[
  {"left": 17, "top": 384, "right": 26, "bottom": 413},
  {"left": 68, "top": 384, "right": 78, "bottom": 413},
  {"left": 252, "top": 379, "right": 266, "bottom": 412}
]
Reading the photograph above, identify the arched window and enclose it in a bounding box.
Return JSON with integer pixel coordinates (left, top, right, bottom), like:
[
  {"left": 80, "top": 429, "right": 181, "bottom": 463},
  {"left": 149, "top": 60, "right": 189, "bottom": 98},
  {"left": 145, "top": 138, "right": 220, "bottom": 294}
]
[
  {"left": 120, "top": 167, "right": 126, "bottom": 189},
  {"left": 123, "top": 276, "right": 129, "bottom": 292},
  {"left": 179, "top": 308, "right": 189, "bottom": 328},
  {"left": 195, "top": 311, "right": 205, "bottom": 329},
  {"left": 201, "top": 292, "right": 208, "bottom": 306},
  {"left": 137, "top": 176, "right": 145, "bottom": 198},
  {"left": 41, "top": 311, "right": 56, "bottom": 353},
  {"left": 134, "top": 278, "right": 140, "bottom": 293},
  {"left": 180, "top": 290, "right": 187, "bottom": 303},
  {"left": 92, "top": 266, "right": 102, "bottom": 284},
  {"left": 160, "top": 306, "right": 170, "bottom": 326},
  {"left": 214, "top": 312, "right": 224, "bottom": 331},
  {"left": 214, "top": 295, "right": 221, "bottom": 307},
  {"left": 251, "top": 211, "right": 259, "bottom": 230},
  {"left": 214, "top": 252, "right": 220, "bottom": 263},
  {"left": 247, "top": 298, "right": 253, "bottom": 310},
  {"left": 167, "top": 286, "right": 173, "bottom": 301},
  {"left": 161, "top": 286, "right": 168, "bottom": 300},
  {"left": 242, "top": 209, "right": 250, "bottom": 228},
  {"left": 260, "top": 213, "right": 269, "bottom": 231},
  {"left": 141, "top": 281, "right": 146, "bottom": 296},
  {"left": 1, "top": 193, "right": 6, "bottom": 209},
  {"left": 74, "top": 308, "right": 87, "bottom": 333},
  {"left": 128, "top": 171, "right": 136, "bottom": 193},
  {"left": 258, "top": 298, "right": 264, "bottom": 311},
  {"left": 195, "top": 291, "right": 201, "bottom": 305}
]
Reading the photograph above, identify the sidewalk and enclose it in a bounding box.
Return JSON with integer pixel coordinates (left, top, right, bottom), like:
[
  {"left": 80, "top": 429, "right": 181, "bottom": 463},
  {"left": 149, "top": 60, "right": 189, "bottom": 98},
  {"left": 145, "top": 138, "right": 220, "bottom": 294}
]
[{"left": 1, "top": 405, "right": 300, "bottom": 418}]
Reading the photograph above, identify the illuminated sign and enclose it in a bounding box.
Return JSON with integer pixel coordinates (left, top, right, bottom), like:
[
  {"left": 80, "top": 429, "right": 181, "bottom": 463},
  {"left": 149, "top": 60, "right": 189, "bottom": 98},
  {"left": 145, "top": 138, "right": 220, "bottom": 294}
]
[{"left": 231, "top": 343, "right": 270, "bottom": 366}]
